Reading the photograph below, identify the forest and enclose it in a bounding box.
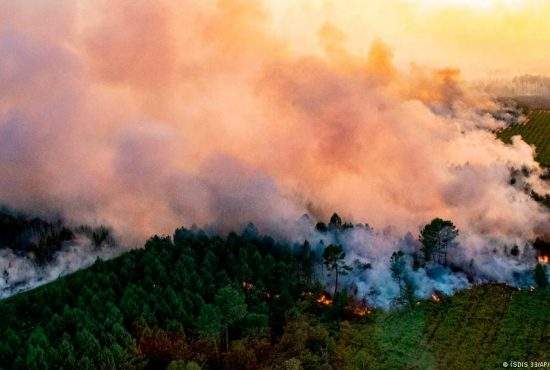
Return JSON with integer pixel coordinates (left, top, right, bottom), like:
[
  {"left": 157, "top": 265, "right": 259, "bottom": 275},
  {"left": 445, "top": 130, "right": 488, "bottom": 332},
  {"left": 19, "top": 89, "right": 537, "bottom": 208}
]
[
  {"left": 0, "top": 214, "right": 548, "bottom": 370},
  {"left": 2, "top": 1, "right": 550, "bottom": 369}
]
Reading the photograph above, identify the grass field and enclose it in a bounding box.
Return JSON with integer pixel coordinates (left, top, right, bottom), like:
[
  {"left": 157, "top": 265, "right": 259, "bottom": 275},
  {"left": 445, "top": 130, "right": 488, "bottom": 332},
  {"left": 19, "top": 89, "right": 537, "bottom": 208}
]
[
  {"left": 345, "top": 284, "right": 550, "bottom": 370},
  {"left": 498, "top": 110, "right": 550, "bottom": 167}
]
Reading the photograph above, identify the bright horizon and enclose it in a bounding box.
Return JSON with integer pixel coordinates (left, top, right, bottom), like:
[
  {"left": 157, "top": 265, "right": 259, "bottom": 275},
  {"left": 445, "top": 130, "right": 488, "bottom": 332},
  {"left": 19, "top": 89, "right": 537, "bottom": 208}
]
[
  {"left": 265, "top": 0, "right": 550, "bottom": 80},
  {"left": 5, "top": 0, "right": 549, "bottom": 80}
]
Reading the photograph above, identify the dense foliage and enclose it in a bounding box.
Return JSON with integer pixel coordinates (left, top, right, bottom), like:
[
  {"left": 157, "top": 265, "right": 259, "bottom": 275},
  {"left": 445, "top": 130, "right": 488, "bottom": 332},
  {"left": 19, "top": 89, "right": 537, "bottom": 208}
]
[
  {"left": 0, "top": 220, "right": 548, "bottom": 369},
  {"left": 419, "top": 218, "right": 458, "bottom": 265},
  {"left": 0, "top": 227, "right": 321, "bottom": 369}
]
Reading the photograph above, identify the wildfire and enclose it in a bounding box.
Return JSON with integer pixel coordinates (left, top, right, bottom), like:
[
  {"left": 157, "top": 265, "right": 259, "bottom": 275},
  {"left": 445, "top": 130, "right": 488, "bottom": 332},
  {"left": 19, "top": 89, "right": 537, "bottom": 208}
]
[
  {"left": 431, "top": 293, "right": 441, "bottom": 303},
  {"left": 352, "top": 306, "right": 372, "bottom": 317},
  {"left": 242, "top": 281, "right": 254, "bottom": 290},
  {"left": 314, "top": 292, "right": 373, "bottom": 318},
  {"left": 538, "top": 255, "right": 549, "bottom": 264},
  {"left": 316, "top": 293, "right": 333, "bottom": 306}
]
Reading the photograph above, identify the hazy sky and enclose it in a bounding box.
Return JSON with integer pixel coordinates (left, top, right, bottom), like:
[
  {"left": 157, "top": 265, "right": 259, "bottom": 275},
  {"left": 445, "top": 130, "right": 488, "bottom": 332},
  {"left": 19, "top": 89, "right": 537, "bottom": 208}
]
[{"left": 265, "top": 0, "right": 550, "bottom": 79}]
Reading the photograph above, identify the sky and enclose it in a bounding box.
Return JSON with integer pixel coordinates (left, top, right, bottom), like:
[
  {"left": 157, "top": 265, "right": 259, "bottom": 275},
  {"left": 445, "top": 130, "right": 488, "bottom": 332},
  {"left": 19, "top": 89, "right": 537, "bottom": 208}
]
[{"left": 265, "top": 0, "right": 550, "bottom": 79}]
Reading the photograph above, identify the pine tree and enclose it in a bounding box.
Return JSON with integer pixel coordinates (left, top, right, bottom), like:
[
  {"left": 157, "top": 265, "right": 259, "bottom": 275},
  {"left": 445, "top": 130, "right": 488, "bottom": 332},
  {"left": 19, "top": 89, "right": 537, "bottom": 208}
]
[
  {"left": 323, "top": 244, "right": 352, "bottom": 296},
  {"left": 419, "top": 218, "right": 458, "bottom": 265}
]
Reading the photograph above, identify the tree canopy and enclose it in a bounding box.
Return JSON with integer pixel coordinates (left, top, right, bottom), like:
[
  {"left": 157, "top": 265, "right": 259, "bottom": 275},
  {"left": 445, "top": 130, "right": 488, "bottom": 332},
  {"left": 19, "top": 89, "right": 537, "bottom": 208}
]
[{"left": 419, "top": 218, "right": 458, "bottom": 265}]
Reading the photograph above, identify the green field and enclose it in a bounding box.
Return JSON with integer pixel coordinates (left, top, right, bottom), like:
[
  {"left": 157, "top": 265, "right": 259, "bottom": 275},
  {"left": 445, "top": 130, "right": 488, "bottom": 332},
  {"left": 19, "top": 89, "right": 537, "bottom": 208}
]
[
  {"left": 342, "top": 284, "right": 550, "bottom": 369},
  {"left": 498, "top": 110, "right": 550, "bottom": 166}
]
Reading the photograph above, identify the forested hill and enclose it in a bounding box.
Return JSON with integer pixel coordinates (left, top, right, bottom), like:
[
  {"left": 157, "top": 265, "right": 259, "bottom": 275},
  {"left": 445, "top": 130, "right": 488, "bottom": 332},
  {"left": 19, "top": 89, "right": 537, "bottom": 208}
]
[{"left": 0, "top": 226, "right": 549, "bottom": 370}]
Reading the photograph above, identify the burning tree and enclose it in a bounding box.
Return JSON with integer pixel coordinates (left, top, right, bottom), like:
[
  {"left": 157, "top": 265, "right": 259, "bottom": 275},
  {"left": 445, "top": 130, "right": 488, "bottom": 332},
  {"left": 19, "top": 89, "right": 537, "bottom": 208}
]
[
  {"left": 322, "top": 244, "right": 352, "bottom": 296},
  {"left": 419, "top": 218, "right": 458, "bottom": 265},
  {"left": 534, "top": 238, "right": 550, "bottom": 264}
]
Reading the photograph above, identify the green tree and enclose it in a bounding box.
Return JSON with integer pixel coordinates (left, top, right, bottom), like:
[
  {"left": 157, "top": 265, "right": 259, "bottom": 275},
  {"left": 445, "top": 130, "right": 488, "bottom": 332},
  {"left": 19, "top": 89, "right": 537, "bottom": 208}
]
[
  {"left": 0, "top": 328, "right": 20, "bottom": 365},
  {"left": 419, "top": 218, "right": 458, "bottom": 265},
  {"left": 322, "top": 244, "right": 352, "bottom": 296},
  {"left": 396, "top": 277, "right": 417, "bottom": 309},
  {"left": 197, "top": 304, "right": 222, "bottom": 344},
  {"left": 24, "top": 326, "right": 49, "bottom": 370},
  {"left": 24, "top": 346, "right": 48, "bottom": 370},
  {"left": 214, "top": 286, "right": 248, "bottom": 352},
  {"left": 75, "top": 329, "right": 100, "bottom": 363},
  {"left": 55, "top": 334, "right": 76, "bottom": 369},
  {"left": 534, "top": 263, "right": 548, "bottom": 287},
  {"left": 299, "top": 240, "right": 315, "bottom": 284},
  {"left": 243, "top": 312, "right": 269, "bottom": 338},
  {"left": 389, "top": 251, "right": 406, "bottom": 285},
  {"left": 389, "top": 251, "right": 416, "bottom": 308}
]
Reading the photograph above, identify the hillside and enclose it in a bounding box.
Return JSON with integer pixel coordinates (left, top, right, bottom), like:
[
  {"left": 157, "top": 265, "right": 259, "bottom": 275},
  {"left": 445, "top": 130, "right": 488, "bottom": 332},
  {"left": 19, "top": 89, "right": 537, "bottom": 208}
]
[
  {"left": 0, "top": 226, "right": 548, "bottom": 370},
  {"left": 498, "top": 110, "right": 550, "bottom": 167}
]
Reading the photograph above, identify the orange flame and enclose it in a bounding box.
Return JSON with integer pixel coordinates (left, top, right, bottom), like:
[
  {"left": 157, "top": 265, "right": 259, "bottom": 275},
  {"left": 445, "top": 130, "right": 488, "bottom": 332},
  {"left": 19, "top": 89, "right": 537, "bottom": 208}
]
[
  {"left": 431, "top": 293, "right": 441, "bottom": 302},
  {"left": 242, "top": 281, "right": 254, "bottom": 290},
  {"left": 352, "top": 306, "right": 372, "bottom": 317},
  {"left": 538, "top": 255, "right": 549, "bottom": 264},
  {"left": 316, "top": 293, "right": 333, "bottom": 306}
]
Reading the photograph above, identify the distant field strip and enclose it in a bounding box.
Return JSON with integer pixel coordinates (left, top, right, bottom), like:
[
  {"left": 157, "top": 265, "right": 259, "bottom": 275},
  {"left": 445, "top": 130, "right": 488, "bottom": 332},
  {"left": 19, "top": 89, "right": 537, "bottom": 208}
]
[{"left": 498, "top": 110, "right": 550, "bottom": 166}]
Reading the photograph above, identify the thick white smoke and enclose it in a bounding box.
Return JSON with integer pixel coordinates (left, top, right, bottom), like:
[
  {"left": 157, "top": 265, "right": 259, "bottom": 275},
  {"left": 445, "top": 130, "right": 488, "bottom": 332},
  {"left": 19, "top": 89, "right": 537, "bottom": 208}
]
[
  {"left": 0, "top": 0, "right": 548, "bottom": 302},
  {"left": 0, "top": 236, "right": 117, "bottom": 298}
]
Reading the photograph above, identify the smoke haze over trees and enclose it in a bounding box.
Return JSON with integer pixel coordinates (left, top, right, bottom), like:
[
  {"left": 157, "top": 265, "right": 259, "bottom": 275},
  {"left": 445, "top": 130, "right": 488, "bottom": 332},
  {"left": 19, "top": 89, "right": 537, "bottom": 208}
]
[
  {"left": 1, "top": 1, "right": 550, "bottom": 368},
  {"left": 0, "top": 0, "right": 549, "bottom": 308},
  {"left": 0, "top": 224, "right": 548, "bottom": 369}
]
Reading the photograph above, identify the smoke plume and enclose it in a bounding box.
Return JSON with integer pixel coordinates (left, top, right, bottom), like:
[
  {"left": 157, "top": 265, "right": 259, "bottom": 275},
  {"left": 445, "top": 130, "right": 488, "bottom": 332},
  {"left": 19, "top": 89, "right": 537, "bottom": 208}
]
[{"left": 0, "top": 0, "right": 548, "bottom": 303}]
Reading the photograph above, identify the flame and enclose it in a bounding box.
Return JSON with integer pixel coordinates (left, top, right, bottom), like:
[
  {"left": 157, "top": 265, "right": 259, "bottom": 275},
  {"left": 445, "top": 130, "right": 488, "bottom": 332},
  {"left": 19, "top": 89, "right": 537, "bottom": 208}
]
[
  {"left": 538, "top": 255, "right": 549, "bottom": 264},
  {"left": 314, "top": 292, "right": 372, "bottom": 316},
  {"left": 242, "top": 281, "right": 254, "bottom": 290},
  {"left": 352, "top": 306, "right": 372, "bottom": 317},
  {"left": 431, "top": 293, "right": 441, "bottom": 302},
  {"left": 316, "top": 293, "right": 333, "bottom": 306}
]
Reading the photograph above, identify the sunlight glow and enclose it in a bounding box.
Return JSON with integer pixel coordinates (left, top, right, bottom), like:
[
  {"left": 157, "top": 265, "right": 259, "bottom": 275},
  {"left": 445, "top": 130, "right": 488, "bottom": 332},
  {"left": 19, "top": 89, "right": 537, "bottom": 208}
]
[{"left": 417, "top": 0, "right": 524, "bottom": 10}]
